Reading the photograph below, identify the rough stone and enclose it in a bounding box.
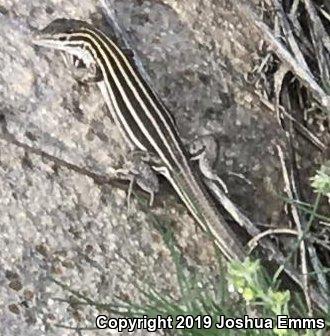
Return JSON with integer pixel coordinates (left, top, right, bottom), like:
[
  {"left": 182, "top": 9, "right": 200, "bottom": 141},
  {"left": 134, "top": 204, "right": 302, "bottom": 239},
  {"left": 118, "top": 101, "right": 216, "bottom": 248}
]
[{"left": 0, "top": 1, "right": 285, "bottom": 335}]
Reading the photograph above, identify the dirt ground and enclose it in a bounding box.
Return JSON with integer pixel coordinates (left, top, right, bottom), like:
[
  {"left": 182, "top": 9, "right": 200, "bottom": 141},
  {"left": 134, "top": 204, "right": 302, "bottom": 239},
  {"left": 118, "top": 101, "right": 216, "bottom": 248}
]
[{"left": 0, "top": 0, "right": 296, "bottom": 335}]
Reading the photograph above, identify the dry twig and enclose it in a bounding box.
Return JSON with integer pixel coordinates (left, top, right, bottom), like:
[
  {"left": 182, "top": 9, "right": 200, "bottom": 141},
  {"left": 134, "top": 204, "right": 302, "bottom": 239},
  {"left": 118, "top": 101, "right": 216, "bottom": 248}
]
[
  {"left": 235, "top": 0, "right": 330, "bottom": 110},
  {"left": 248, "top": 228, "right": 299, "bottom": 253},
  {"left": 277, "top": 144, "right": 312, "bottom": 315}
]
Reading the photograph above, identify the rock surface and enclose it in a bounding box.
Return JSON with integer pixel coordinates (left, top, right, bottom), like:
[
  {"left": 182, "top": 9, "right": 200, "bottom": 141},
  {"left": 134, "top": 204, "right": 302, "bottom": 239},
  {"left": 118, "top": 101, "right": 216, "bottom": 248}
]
[{"left": 0, "top": 0, "right": 284, "bottom": 335}]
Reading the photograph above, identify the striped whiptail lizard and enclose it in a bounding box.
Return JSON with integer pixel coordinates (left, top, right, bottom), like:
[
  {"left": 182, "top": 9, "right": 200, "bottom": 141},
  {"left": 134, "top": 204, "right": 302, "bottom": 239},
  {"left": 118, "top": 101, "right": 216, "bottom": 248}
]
[{"left": 34, "top": 18, "right": 246, "bottom": 261}]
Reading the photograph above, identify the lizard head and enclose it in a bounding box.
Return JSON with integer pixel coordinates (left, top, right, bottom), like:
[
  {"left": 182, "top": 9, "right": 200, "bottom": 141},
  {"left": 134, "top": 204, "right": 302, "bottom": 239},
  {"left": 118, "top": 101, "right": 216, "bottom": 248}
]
[{"left": 34, "top": 18, "right": 102, "bottom": 80}]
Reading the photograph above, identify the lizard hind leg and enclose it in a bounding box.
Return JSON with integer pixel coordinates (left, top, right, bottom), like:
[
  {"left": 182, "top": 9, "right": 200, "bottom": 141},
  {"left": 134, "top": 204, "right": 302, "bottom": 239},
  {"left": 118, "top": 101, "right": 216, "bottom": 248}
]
[
  {"left": 116, "top": 153, "right": 160, "bottom": 209},
  {"left": 188, "top": 134, "right": 228, "bottom": 194},
  {"left": 129, "top": 159, "right": 159, "bottom": 207}
]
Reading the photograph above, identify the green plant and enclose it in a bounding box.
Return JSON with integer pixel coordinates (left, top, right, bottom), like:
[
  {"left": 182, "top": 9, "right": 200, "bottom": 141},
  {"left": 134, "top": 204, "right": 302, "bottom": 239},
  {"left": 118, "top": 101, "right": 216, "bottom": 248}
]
[
  {"left": 50, "top": 205, "right": 329, "bottom": 335},
  {"left": 310, "top": 162, "right": 330, "bottom": 197}
]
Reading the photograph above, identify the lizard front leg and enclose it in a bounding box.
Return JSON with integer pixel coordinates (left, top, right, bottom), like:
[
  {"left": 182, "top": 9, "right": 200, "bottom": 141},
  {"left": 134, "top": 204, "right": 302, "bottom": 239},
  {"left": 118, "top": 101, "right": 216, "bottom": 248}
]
[{"left": 60, "top": 51, "right": 103, "bottom": 84}]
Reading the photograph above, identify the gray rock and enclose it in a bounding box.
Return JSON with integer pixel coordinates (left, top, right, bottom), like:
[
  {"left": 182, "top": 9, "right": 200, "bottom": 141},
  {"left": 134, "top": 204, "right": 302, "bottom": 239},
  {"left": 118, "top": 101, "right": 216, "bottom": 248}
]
[{"left": 0, "top": 1, "right": 284, "bottom": 335}]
